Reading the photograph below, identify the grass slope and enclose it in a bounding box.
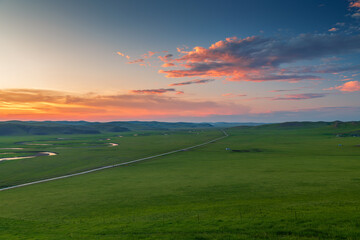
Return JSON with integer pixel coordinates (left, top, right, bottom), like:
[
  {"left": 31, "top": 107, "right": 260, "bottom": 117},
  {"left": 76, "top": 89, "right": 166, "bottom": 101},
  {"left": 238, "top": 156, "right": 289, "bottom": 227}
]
[{"left": 0, "top": 123, "right": 359, "bottom": 239}]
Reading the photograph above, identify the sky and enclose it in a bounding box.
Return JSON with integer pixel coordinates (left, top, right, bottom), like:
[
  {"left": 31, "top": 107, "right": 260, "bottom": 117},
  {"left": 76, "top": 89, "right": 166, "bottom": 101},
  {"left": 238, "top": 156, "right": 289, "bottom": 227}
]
[{"left": 0, "top": 0, "right": 359, "bottom": 122}]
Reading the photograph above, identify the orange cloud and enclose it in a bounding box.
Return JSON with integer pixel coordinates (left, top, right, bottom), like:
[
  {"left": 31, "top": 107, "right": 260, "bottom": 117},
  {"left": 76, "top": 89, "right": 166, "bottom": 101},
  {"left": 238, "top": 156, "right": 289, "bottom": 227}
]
[
  {"left": 162, "top": 63, "right": 175, "bottom": 67},
  {"left": 328, "top": 27, "right": 338, "bottom": 32},
  {"left": 350, "top": 1, "right": 360, "bottom": 8},
  {"left": 325, "top": 81, "right": 360, "bottom": 92},
  {"left": 0, "top": 89, "right": 250, "bottom": 121},
  {"left": 158, "top": 54, "right": 174, "bottom": 67},
  {"left": 350, "top": 1, "right": 360, "bottom": 18},
  {"left": 117, "top": 51, "right": 131, "bottom": 60},
  {"left": 127, "top": 59, "right": 145, "bottom": 64},
  {"left": 142, "top": 51, "right": 158, "bottom": 59},
  {"left": 116, "top": 51, "right": 125, "bottom": 56}
]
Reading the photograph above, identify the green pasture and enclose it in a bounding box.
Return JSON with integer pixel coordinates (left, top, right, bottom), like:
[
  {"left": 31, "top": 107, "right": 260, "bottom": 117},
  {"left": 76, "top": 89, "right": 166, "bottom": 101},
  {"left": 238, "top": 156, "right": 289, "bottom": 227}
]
[
  {"left": 0, "top": 129, "right": 222, "bottom": 188},
  {"left": 0, "top": 123, "right": 360, "bottom": 239}
]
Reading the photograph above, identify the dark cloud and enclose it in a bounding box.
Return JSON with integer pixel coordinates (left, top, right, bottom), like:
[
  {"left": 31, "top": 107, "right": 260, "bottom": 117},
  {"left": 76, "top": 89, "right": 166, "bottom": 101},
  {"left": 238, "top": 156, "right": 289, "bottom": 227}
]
[
  {"left": 130, "top": 88, "right": 184, "bottom": 94},
  {"left": 159, "top": 54, "right": 175, "bottom": 67},
  {"left": 269, "top": 86, "right": 312, "bottom": 92},
  {"left": 288, "top": 64, "right": 360, "bottom": 74},
  {"left": 272, "top": 93, "right": 328, "bottom": 100},
  {"left": 242, "top": 74, "right": 322, "bottom": 82},
  {"left": 169, "top": 79, "right": 215, "bottom": 86},
  {"left": 130, "top": 88, "right": 179, "bottom": 95}
]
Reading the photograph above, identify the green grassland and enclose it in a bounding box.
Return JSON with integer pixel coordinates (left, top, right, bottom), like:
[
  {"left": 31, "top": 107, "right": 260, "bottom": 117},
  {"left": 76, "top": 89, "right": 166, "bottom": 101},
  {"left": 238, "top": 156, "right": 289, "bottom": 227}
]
[
  {"left": 0, "top": 129, "right": 222, "bottom": 188},
  {"left": 0, "top": 122, "right": 360, "bottom": 239}
]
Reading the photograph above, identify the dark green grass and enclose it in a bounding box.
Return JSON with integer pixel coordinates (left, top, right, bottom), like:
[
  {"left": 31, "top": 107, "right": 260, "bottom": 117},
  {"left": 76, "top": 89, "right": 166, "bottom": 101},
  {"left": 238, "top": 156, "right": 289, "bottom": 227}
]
[{"left": 0, "top": 125, "right": 360, "bottom": 239}]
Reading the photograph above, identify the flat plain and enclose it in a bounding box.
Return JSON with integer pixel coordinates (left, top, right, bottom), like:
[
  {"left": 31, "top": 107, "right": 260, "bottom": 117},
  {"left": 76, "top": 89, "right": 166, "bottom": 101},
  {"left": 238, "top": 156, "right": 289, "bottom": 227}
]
[{"left": 0, "top": 122, "right": 360, "bottom": 240}]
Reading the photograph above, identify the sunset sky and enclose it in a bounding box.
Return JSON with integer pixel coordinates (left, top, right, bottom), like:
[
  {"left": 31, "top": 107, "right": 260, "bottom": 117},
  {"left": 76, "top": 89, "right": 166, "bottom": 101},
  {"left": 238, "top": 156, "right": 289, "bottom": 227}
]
[{"left": 0, "top": 0, "right": 359, "bottom": 122}]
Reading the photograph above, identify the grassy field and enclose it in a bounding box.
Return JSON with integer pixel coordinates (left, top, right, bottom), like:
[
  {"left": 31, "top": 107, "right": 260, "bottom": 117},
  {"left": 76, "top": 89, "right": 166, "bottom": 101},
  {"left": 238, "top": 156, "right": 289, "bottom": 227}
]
[
  {"left": 0, "top": 123, "right": 360, "bottom": 239},
  {"left": 0, "top": 129, "right": 222, "bottom": 188}
]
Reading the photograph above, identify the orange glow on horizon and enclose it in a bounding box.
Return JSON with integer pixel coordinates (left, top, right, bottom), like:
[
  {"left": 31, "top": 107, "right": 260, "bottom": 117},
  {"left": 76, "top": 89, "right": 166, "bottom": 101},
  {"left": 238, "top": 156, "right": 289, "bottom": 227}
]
[{"left": 0, "top": 88, "right": 250, "bottom": 121}]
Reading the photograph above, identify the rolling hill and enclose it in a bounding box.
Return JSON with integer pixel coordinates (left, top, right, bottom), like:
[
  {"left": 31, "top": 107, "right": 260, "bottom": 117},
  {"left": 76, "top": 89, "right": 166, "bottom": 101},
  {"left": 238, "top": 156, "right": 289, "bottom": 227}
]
[{"left": 0, "top": 121, "right": 214, "bottom": 136}]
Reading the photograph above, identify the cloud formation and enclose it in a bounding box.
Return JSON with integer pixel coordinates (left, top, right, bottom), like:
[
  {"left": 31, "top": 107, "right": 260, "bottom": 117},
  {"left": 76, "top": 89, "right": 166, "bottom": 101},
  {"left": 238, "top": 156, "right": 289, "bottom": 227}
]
[
  {"left": 128, "top": 58, "right": 145, "bottom": 64},
  {"left": 116, "top": 51, "right": 125, "bottom": 56},
  {"left": 159, "top": 34, "right": 360, "bottom": 82},
  {"left": 117, "top": 51, "right": 130, "bottom": 59},
  {"left": 350, "top": 1, "right": 360, "bottom": 18},
  {"left": 158, "top": 54, "right": 175, "bottom": 67},
  {"left": 272, "top": 93, "right": 327, "bottom": 100},
  {"left": 142, "top": 51, "right": 157, "bottom": 59},
  {"left": 350, "top": 1, "right": 360, "bottom": 8},
  {"left": 162, "top": 63, "right": 175, "bottom": 67},
  {"left": 222, "top": 93, "right": 247, "bottom": 97},
  {"left": 269, "top": 87, "right": 311, "bottom": 92},
  {"left": 326, "top": 80, "right": 360, "bottom": 92},
  {"left": 130, "top": 88, "right": 183, "bottom": 95},
  {"left": 0, "top": 89, "right": 250, "bottom": 121},
  {"left": 169, "top": 79, "right": 215, "bottom": 86},
  {"left": 288, "top": 64, "right": 360, "bottom": 74}
]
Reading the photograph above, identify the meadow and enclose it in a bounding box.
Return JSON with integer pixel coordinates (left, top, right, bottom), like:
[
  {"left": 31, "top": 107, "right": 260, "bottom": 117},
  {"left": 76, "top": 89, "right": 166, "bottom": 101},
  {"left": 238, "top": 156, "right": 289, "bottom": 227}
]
[
  {"left": 0, "top": 129, "right": 221, "bottom": 188},
  {"left": 0, "top": 122, "right": 360, "bottom": 239}
]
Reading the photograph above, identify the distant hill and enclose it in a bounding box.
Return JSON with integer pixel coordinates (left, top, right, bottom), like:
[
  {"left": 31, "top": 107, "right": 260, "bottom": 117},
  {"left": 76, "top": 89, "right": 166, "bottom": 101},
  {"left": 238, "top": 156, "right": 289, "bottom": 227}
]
[
  {"left": 0, "top": 121, "right": 213, "bottom": 136},
  {"left": 210, "top": 122, "right": 266, "bottom": 128},
  {"left": 233, "top": 121, "right": 360, "bottom": 136},
  {"left": 2, "top": 120, "right": 358, "bottom": 137},
  {"left": 255, "top": 121, "right": 333, "bottom": 129},
  {"left": 255, "top": 121, "right": 360, "bottom": 130}
]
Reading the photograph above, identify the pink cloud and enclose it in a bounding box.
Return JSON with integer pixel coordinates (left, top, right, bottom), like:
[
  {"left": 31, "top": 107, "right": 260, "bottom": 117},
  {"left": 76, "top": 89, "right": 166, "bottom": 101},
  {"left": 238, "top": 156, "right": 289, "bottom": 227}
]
[
  {"left": 328, "top": 27, "right": 338, "bottom": 32},
  {"left": 326, "top": 81, "right": 360, "bottom": 92},
  {"left": 127, "top": 59, "right": 145, "bottom": 64}
]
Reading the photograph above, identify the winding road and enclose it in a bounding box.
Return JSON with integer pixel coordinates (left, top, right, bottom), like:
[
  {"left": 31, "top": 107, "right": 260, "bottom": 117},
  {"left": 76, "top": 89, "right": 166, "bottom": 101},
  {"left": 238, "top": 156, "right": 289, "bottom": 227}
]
[{"left": 0, "top": 130, "right": 228, "bottom": 192}]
